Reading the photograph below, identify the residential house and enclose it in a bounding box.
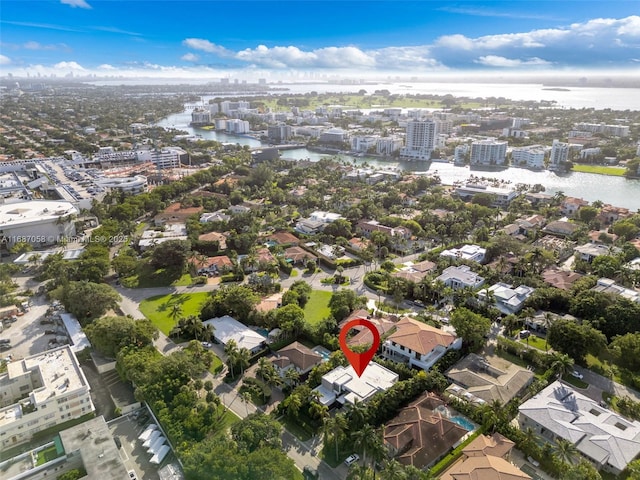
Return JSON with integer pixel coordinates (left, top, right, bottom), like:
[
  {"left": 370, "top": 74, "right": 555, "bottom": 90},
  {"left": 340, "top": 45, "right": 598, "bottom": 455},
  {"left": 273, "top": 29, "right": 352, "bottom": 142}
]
[
  {"left": 455, "top": 183, "right": 517, "bottom": 207},
  {"left": 393, "top": 260, "right": 437, "bottom": 283},
  {"left": 446, "top": 354, "right": 534, "bottom": 404},
  {"left": 313, "top": 362, "right": 398, "bottom": 407},
  {"left": 383, "top": 393, "right": 470, "bottom": 469},
  {"left": 284, "top": 246, "right": 317, "bottom": 265},
  {"left": 348, "top": 237, "right": 370, "bottom": 252},
  {"left": 294, "top": 218, "right": 326, "bottom": 235},
  {"left": 266, "top": 231, "right": 299, "bottom": 246},
  {"left": 138, "top": 223, "right": 188, "bottom": 250},
  {"left": 440, "top": 433, "right": 531, "bottom": 480},
  {"left": 198, "top": 231, "right": 228, "bottom": 250},
  {"left": 271, "top": 341, "right": 322, "bottom": 377},
  {"left": 478, "top": 282, "right": 535, "bottom": 315},
  {"left": 588, "top": 230, "right": 618, "bottom": 244},
  {"left": 541, "top": 267, "right": 584, "bottom": 290},
  {"left": 541, "top": 220, "right": 580, "bottom": 238},
  {"left": 574, "top": 243, "right": 619, "bottom": 263},
  {"left": 592, "top": 278, "right": 640, "bottom": 303},
  {"left": 598, "top": 205, "right": 631, "bottom": 225},
  {"left": 190, "top": 255, "right": 233, "bottom": 276},
  {"left": 356, "top": 220, "right": 411, "bottom": 239},
  {"left": 339, "top": 314, "right": 395, "bottom": 348},
  {"left": 200, "top": 210, "right": 231, "bottom": 223},
  {"left": 229, "top": 204, "right": 251, "bottom": 215},
  {"left": 518, "top": 381, "right": 640, "bottom": 475},
  {"left": 154, "top": 202, "right": 203, "bottom": 226},
  {"left": 560, "top": 197, "right": 589, "bottom": 217},
  {"left": 525, "top": 191, "right": 553, "bottom": 206},
  {"left": 382, "top": 317, "right": 462, "bottom": 371},
  {"left": 203, "top": 315, "right": 266, "bottom": 354},
  {"left": 435, "top": 265, "right": 485, "bottom": 291},
  {"left": 440, "top": 244, "right": 486, "bottom": 263}
]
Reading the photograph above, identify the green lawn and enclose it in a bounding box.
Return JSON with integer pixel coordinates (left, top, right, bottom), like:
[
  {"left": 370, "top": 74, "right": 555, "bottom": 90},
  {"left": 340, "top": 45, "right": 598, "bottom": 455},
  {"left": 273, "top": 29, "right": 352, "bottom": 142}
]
[
  {"left": 571, "top": 164, "right": 627, "bottom": 176},
  {"left": 303, "top": 290, "right": 332, "bottom": 326},
  {"left": 36, "top": 444, "right": 62, "bottom": 466},
  {"left": 563, "top": 375, "right": 589, "bottom": 389},
  {"left": 139, "top": 292, "right": 210, "bottom": 335},
  {"left": 518, "top": 335, "right": 548, "bottom": 352},
  {"left": 279, "top": 415, "right": 313, "bottom": 441},
  {"left": 209, "top": 355, "right": 223, "bottom": 374},
  {"left": 122, "top": 261, "right": 192, "bottom": 288}
]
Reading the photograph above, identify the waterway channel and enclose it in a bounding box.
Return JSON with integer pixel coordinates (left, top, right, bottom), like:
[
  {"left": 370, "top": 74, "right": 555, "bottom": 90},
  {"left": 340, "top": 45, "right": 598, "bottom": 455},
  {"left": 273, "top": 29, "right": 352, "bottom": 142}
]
[{"left": 158, "top": 107, "right": 640, "bottom": 212}]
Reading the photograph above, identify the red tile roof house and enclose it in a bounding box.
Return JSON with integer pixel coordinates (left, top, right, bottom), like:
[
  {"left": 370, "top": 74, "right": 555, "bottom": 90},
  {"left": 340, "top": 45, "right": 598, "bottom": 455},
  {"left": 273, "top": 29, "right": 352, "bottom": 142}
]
[
  {"left": 384, "top": 393, "right": 470, "bottom": 469},
  {"left": 271, "top": 341, "right": 323, "bottom": 377},
  {"left": 189, "top": 255, "right": 233, "bottom": 275},
  {"left": 266, "top": 231, "right": 300, "bottom": 246}
]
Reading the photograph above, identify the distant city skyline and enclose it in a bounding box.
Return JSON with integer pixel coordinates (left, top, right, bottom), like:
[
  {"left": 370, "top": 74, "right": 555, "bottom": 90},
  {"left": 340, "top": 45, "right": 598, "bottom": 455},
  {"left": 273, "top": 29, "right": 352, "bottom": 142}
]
[{"left": 1, "top": 1, "right": 639, "bottom": 78}]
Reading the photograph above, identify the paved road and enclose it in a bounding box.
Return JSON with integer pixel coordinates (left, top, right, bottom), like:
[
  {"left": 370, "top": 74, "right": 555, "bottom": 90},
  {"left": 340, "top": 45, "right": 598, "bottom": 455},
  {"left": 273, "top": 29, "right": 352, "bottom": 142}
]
[{"left": 573, "top": 365, "right": 640, "bottom": 403}]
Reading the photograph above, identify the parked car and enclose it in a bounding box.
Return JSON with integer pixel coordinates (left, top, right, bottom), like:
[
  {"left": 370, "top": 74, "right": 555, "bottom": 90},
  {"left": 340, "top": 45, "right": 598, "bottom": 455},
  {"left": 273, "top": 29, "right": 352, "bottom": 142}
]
[
  {"left": 519, "top": 330, "right": 531, "bottom": 339},
  {"left": 114, "top": 436, "right": 122, "bottom": 449},
  {"left": 303, "top": 465, "right": 319, "bottom": 479},
  {"left": 0, "top": 338, "right": 11, "bottom": 345},
  {"left": 44, "top": 329, "right": 56, "bottom": 335},
  {"left": 344, "top": 454, "right": 360, "bottom": 466},
  {"left": 201, "top": 342, "right": 212, "bottom": 348},
  {"left": 128, "top": 471, "right": 138, "bottom": 480},
  {"left": 571, "top": 370, "right": 584, "bottom": 380}
]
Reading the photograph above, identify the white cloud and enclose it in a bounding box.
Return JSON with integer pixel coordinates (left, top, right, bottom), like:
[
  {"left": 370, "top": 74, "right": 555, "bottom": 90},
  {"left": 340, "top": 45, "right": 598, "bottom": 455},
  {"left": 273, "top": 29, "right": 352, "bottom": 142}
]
[
  {"left": 0, "top": 55, "right": 11, "bottom": 65},
  {"left": 235, "top": 45, "right": 377, "bottom": 68},
  {"left": 475, "top": 55, "right": 551, "bottom": 67},
  {"left": 54, "top": 61, "right": 86, "bottom": 70},
  {"left": 23, "top": 41, "right": 69, "bottom": 51},
  {"left": 97, "top": 64, "right": 116, "bottom": 70},
  {"left": 182, "top": 38, "right": 230, "bottom": 55},
  {"left": 181, "top": 53, "right": 199, "bottom": 62},
  {"left": 60, "top": 0, "right": 91, "bottom": 8}
]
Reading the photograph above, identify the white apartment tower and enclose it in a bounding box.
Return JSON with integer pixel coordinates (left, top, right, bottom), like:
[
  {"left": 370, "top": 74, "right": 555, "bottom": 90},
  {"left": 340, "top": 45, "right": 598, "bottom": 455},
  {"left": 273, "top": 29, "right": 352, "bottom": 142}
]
[
  {"left": 470, "top": 139, "right": 507, "bottom": 166},
  {"left": 401, "top": 120, "right": 437, "bottom": 161},
  {"left": 549, "top": 139, "right": 570, "bottom": 171}
]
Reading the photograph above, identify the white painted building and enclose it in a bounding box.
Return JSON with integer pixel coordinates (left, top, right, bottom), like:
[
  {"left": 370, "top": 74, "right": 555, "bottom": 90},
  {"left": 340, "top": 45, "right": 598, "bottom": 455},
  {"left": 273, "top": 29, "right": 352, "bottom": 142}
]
[
  {"left": 0, "top": 346, "right": 95, "bottom": 449},
  {"left": 382, "top": 317, "right": 462, "bottom": 371},
  {"left": 435, "top": 265, "right": 485, "bottom": 290},
  {"left": 351, "top": 135, "right": 378, "bottom": 153},
  {"left": 478, "top": 282, "right": 535, "bottom": 314},
  {"left": 376, "top": 136, "right": 404, "bottom": 155},
  {"left": 455, "top": 183, "right": 518, "bottom": 207},
  {"left": 519, "top": 381, "right": 640, "bottom": 475},
  {"left": 225, "top": 119, "right": 250, "bottom": 134},
  {"left": 95, "top": 175, "right": 148, "bottom": 194},
  {"left": 511, "top": 145, "right": 546, "bottom": 169},
  {"left": 203, "top": 315, "right": 266, "bottom": 354},
  {"left": 440, "top": 244, "right": 486, "bottom": 263},
  {"left": 313, "top": 362, "right": 398, "bottom": 406},
  {"left": 0, "top": 200, "right": 78, "bottom": 248},
  {"left": 401, "top": 120, "right": 437, "bottom": 160},
  {"left": 470, "top": 139, "right": 507, "bottom": 166},
  {"left": 549, "top": 139, "right": 570, "bottom": 170}
]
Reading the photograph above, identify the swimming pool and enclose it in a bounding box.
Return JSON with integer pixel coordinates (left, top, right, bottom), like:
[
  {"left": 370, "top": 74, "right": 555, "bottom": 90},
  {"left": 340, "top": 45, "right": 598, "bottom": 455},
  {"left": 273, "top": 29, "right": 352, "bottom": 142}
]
[
  {"left": 312, "top": 346, "right": 331, "bottom": 361},
  {"left": 450, "top": 416, "right": 475, "bottom": 431},
  {"left": 256, "top": 328, "right": 269, "bottom": 338}
]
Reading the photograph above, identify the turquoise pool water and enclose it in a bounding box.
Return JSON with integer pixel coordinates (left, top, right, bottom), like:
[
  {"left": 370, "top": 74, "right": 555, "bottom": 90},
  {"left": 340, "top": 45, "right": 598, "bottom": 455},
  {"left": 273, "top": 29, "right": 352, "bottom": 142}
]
[
  {"left": 256, "top": 328, "right": 269, "bottom": 338},
  {"left": 450, "top": 416, "right": 475, "bottom": 431}
]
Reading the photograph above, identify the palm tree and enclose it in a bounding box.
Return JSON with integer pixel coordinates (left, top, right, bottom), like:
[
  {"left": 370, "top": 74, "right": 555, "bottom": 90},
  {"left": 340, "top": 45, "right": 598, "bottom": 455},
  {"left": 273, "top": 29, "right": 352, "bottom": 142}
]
[
  {"left": 240, "top": 390, "right": 252, "bottom": 416},
  {"left": 309, "top": 401, "right": 329, "bottom": 423},
  {"left": 379, "top": 460, "right": 407, "bottom": 480},
  {"left": 346, "top": 399, "right": 368, "bottom": 430},
  {"left": 352, "top": 424, "right": 381, "bottom": 471},
  {"left": 224, "top": 339, "right": 239, "bottom": 377},
  {"left": 236, "top": 347, "right": 250, "bottom": 375},
  {"left": 551, "top": 353, "right": 575, "bottom": 380},
  {"left": 325, "top": 414, "right": 348, "bottom": 460},
  {"left": 284, "top": 368, "right": 300, "bottom": 387},
  {"left": 554, "top": 438, "right": 578, "bottom": 465},
  {"left": 542, "top": 312, "right": 556, "bottom": 350},
  {"left": 169, "top": 302, "right": 183, "bottom": 326},
  {"left": 256, "top": 357, "right": 271, "bottom": 382}
]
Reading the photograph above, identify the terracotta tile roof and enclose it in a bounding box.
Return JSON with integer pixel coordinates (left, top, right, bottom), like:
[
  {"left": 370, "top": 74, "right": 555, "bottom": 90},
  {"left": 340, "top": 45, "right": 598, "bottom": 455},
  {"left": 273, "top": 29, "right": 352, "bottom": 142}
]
[
  {"left": 387, "top": 318, "right": 457, "bottom": 355},
  {"left": 275, "top": 341, "right": 322, "bottom": 371},
  {"left": 267, "top": 231, "right": 300, "bottom": 245},
  {"left": 190, "top": 255, "right": 233, "bottom": 269},
  {"left": 462, "top": 432, "right": 514, "bottom": 458},
  {"left": 284, "top": 246, "right": 316, "bottom": 263},
  {"left": 384, "top": 393, "right": 468, "bottom": 469},
  {"left": 163, "top": 202, "right": 203, "bottom": 214},
  {"left": 440, "top": 455, "right": 531, "bottom": 480},
  {"left": 541, "top": 267, "right": 584, "bottom": 290}
]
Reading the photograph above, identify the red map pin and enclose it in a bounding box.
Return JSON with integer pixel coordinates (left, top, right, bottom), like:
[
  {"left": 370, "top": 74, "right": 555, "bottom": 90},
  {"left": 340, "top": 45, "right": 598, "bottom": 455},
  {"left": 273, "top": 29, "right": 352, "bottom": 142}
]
[{"left": 339, "top": 318, "right": 380, "bottom": 377}]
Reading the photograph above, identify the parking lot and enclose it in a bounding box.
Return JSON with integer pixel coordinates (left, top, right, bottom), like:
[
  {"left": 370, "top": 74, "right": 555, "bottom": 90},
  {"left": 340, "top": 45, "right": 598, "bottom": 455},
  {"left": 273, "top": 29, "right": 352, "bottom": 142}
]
[
  {"left": 0, "top": 291, "right": 56, "bottom": 361},
  {"left": 108, "top": 410, "right": 176, "bottom": 480}
]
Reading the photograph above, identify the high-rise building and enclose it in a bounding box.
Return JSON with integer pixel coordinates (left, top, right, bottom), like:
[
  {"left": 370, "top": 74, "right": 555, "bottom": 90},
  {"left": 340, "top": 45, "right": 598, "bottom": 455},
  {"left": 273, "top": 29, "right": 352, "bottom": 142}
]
[
  {"left": 511, "top": 145, "right": 546, "bottom": 169},
  {"left": 267, "top": 123, "right": 293, "bottom": 143},
  {"left": 549, "top": 139, "right": 570, "bottom": 170},
  {"left": 470, "top": 139, "right": 507, "bottom": 166},
  {"left": 401, "top": 120, "right": 437, "bottom": 161}
]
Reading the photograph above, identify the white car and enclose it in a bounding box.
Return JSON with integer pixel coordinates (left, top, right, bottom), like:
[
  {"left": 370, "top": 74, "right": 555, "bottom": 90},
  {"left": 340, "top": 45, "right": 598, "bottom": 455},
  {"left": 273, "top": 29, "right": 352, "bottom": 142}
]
[
  {"left": 201, "top": 342, "right": 212, "bottom": 348},
  {"left": 344, "top": 454, "right": 360, "bottom": 466},
  {"left": 571, "top": 370, "right": 584, "bottom": 380},
  {"left": 128, "top": 471, "right": 138, "bottom": 480}
]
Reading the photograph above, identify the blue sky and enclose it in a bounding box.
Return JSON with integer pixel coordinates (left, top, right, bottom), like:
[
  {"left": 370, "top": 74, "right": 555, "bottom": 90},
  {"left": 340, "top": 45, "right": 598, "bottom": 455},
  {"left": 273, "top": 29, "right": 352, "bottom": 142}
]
[{"left": 1, "top": 1, "right": 639, "bottom": 77}]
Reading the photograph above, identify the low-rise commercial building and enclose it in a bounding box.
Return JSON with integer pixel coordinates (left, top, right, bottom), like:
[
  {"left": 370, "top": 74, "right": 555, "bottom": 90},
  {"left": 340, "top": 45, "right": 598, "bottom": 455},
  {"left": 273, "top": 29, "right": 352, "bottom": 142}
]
[{"left": 0, "top": 200, "right": 78, "bottom": 248}]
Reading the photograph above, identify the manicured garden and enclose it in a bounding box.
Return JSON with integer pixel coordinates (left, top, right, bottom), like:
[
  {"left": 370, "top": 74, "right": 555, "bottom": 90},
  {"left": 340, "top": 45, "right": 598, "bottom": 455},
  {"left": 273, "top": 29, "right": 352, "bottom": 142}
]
[
  {"left": 302, "top": 290, "right": 332, "bottom": 326},
  {"left": 139, "top": 292, "right": 210, "bottom": 335},
  {"left": 121, "top": 262, "right": 192, "bottom": 288}
]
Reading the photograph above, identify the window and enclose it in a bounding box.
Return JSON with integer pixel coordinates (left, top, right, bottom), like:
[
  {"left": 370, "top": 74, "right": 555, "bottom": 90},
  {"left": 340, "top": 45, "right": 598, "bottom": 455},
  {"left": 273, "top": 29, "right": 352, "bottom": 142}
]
[{"left": 19, "top": 385, "right": 31, "bottom": 391}]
